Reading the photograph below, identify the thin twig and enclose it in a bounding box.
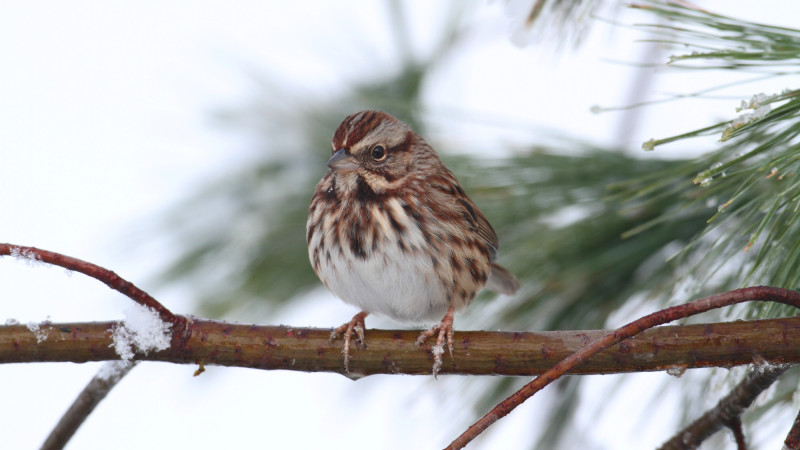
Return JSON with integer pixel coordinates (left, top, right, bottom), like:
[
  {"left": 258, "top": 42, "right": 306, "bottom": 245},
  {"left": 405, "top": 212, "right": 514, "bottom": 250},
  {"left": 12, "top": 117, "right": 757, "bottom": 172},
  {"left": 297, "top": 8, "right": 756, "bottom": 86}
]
[
  {"left": 729, "top": 417, "right": 746, "bottom": 450},
  {"left": 0, "top": 243, "right": 183, "bottom": 329},
  {"left": 40, "top": 361, "right": 138, "bottom": 450},
  {"left": 658, "top": 365, "right": 789, "bottom": 450},
  {"left": 784, "top": 406, "right": 800, "bottom": 449},
  {"left": 446, "top": 286, "right": 800, "bottom": 450},
  {"left": 1, "top": 243, "right": 183, "bottom": 450}
]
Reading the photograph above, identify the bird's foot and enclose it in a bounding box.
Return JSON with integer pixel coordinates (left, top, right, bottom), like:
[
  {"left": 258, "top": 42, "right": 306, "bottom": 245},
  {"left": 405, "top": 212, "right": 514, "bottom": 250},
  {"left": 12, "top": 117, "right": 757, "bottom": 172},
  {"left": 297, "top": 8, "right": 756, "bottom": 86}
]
[
  {"left": 415, "top": 306, "right": 455, "bottom": 378},
  {"left": 330, "top": 311, "right": 368, "bottom": 373}
]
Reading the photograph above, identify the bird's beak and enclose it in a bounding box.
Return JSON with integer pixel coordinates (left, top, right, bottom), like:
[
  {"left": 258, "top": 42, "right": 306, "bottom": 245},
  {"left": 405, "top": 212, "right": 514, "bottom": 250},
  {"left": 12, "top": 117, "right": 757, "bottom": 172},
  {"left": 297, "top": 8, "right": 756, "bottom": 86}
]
[{"left": 327, "top": 148, "right": 358, "bottom": 172}]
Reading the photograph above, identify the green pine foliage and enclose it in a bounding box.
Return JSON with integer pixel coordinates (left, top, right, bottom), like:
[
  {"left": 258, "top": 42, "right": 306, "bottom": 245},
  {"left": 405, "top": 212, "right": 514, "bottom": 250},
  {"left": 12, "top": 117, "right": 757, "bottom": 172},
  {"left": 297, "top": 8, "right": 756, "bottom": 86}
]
[
  {"left": 151, "top": 1, "right": 800, "bottom": 448},
  {"left": 621, "top": 1, "right": 800, "bottom": 320}
]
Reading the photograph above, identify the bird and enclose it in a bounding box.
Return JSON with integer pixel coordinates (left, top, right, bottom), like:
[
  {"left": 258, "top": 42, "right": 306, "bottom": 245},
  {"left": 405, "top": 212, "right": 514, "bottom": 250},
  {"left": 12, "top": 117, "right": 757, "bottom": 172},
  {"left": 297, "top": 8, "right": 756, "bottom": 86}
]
[{"left": 306, "top": 110, "right": 519, "bottom": 375}]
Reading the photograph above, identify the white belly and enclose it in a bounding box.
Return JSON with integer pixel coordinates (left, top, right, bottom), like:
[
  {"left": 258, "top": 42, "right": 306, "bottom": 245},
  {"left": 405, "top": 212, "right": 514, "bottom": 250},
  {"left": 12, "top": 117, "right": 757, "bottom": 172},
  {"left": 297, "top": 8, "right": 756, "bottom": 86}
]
[{"left": 318, "top": 245, "right": 449, "bottom": 324}]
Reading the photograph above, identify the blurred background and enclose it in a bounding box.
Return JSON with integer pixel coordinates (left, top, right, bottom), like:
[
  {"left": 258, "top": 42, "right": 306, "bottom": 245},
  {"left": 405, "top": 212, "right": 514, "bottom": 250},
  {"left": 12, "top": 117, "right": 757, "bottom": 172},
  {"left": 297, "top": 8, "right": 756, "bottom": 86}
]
[{"left": 2, "top": 1, "right": 800, "bottom": 448}]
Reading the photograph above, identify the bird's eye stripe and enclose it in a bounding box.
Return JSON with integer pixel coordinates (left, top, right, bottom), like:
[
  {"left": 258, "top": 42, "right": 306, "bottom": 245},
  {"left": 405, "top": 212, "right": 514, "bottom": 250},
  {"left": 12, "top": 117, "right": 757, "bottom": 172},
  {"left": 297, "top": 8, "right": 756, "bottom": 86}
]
[{"left": 385, "top": 132, "right": 414, "bottom": 154}]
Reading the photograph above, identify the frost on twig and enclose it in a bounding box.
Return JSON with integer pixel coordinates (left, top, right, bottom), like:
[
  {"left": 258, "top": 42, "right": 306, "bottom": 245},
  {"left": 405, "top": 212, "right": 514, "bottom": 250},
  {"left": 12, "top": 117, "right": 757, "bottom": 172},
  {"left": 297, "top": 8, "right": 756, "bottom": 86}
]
[
  {"left": 110, "top": 304, "right": 172, "bottom": 361},
  {"left": 26, "top": 319, "right": 51, "bottom": 343},
  {"left": 721, "top": 92, "right": 775, "bottom": 141},
  {"left": 9, "top": 245, "right": 44, "bottom": 266},
  {"left": 96, "top": 360, "right": 137, "bottom": 381}
]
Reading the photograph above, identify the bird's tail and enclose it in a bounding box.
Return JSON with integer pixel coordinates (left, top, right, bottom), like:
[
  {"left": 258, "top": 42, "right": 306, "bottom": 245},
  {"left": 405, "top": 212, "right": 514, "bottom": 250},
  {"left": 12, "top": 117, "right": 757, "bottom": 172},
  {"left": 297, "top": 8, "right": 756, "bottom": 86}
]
[{"left": 485, "top": 263, "right": 520, "bottom": 295}]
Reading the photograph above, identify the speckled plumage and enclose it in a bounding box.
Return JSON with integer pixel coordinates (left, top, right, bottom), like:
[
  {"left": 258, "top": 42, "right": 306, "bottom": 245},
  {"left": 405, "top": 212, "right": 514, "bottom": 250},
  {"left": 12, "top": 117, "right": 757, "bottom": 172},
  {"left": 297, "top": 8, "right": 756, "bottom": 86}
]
[{"left": 306, "top": 110, "right": 519, "bottom": 374}]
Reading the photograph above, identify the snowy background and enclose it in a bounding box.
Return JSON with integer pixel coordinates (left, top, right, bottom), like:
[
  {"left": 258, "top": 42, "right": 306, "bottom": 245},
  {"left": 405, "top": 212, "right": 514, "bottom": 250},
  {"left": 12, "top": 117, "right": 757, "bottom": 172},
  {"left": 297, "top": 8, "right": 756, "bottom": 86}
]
[{"left": 2, "top": 1, "right": 799, "bottom": 448}]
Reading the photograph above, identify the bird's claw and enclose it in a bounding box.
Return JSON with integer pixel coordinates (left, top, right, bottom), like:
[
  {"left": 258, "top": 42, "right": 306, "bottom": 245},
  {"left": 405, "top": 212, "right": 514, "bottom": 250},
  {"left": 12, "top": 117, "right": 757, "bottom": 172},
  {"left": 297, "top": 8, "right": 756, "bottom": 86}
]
[
  {"left": 330, "top": 311, "right": 368, "bottom": 373},
  {"left": 415, "top": 306, "right": 455, "bottom": 378}
]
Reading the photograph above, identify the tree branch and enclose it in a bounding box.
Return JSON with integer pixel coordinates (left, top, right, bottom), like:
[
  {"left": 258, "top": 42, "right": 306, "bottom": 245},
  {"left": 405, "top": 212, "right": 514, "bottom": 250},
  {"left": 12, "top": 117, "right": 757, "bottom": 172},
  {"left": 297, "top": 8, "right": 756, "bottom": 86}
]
[
  {"left": 40, "top": 361, "right": 137, "bottom": 450},
  {"left": 5, "top": 244, "right": 800, "bottom": 449},
  {"left": 0, "top": 243, "right": 184, "bottom": 331},
  {"left": 1, "top": 243, "right": 185, "bottom": 450},
  {"left": 3, "top": 316, "right": 800, "bottom": 376},
  {"left": 658, "top": 364, "right": 789, "bottom": 450},
  {"left": 447, "top": 286, "right": 800, "bottom": 449},
  {"left": 785, "top": 406, "right": 800, "bottom": 450}
]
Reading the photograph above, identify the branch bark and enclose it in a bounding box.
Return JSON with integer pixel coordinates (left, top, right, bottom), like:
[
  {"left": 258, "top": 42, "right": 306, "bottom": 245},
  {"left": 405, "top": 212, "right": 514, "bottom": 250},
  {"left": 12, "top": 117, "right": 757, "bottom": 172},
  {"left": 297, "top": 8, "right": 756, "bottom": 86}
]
[
  {"left": 447, "top": 286, "right": 800, "bottom": 449},
  {"left": 785, "top": 405, "right": 800, "bottom": 449},
  {"left": 658, "top": 365, "right": 790, "bottom": 450},
  {"left": 3, "top": 244, "right": 799, "bottom": 449},
  {"left": 0, "top": 243, "right": 184, "bottom": 330},
  {"left": 3, "top": 317, "right": 800, "bottom": 376},
  {"left": 40, "top": 361, "right": 137, "bottom": 450}
]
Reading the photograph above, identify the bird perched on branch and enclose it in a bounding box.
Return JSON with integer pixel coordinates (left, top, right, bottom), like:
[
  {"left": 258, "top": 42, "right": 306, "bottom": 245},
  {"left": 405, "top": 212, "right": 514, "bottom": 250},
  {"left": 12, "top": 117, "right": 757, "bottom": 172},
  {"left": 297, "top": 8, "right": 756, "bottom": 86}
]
[{"left": 307, "top": 110, "right": 519, "bottom": 376}]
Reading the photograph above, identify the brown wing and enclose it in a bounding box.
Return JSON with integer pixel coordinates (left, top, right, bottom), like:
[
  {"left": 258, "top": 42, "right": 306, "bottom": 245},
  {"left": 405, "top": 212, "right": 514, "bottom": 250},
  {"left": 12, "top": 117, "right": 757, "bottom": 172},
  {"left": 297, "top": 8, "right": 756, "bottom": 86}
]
[
  {"left": 455, "top": 189, "right": 520, "bottom": 294},
  {"left": 425, "top": 167, "right": 500, "bottom": 258},
  {"left": 454, "top": 195, "right": 499, "bottom": 261},
  {"left": 423, "top": 166, "right": 520, "bottom": 295}
]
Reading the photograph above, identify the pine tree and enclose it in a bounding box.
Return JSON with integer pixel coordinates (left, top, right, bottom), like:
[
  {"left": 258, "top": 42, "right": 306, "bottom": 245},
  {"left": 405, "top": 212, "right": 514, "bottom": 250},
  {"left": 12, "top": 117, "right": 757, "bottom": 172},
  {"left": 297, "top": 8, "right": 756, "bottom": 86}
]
[{"left": 155, "top": 1, "right": 800, "bottom": 447}]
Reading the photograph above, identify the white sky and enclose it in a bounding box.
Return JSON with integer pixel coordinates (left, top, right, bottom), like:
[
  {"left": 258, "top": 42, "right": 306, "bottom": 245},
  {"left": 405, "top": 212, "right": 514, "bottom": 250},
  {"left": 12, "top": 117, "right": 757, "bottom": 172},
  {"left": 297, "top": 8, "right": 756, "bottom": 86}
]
[{"left": 1, "top": 1, "right": 799, "bottom": 449}]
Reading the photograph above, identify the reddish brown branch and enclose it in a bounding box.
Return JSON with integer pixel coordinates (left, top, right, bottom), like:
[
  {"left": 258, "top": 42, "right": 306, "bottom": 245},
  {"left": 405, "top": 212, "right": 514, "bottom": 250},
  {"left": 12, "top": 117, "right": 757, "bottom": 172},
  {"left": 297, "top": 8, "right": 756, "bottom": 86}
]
[
  {"left": 658, "top": 365, "right": 789, "bottom": 450},
  {"left": 784, "top": 407, "right": 800, "bottom": 449},
  {"left": 3, "top": 317, "right": 800, "bottom": 376},
  {"left": 0, "top": 243, "right": 182, "bottom": 330},
  {"left": 1, "top": 243, "right": 185, "bottom": 450},
  {"left": 40, "top": 361, "right": 137, "bottom": 450},
  {"left": 3, "top": 246, "right": 799, "bottom": 448},
  {"left": 729, "top": 417, "right": 746, "bottom": 450},
  {"left": 447, "top": 286, "right": 800, "bottom": 450}
]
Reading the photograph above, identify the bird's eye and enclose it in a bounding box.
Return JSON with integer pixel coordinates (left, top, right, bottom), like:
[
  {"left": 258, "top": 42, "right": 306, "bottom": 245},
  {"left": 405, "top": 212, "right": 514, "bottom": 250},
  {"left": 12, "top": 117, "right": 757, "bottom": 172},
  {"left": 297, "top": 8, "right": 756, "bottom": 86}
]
[{"left": 371, "top": 145, "right": 387, "bottom": 161}]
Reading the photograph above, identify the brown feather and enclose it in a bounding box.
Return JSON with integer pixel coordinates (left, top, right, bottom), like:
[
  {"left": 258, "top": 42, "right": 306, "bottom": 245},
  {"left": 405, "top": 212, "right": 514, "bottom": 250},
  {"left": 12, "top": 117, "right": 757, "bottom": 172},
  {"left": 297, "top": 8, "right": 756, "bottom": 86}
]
[{"left": 308, "top": 110, "right": 521, "bottom": 375}]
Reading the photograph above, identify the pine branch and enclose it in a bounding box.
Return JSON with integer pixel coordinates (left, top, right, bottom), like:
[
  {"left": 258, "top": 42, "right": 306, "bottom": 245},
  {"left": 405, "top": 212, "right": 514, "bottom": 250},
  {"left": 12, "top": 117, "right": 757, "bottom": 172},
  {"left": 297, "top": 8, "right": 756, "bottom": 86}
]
[
  {"left": 516, "top": 0, "right": 602, "bottom": 47},
  {"left": 3, "top": 316, "right": 800, "bottom": 377},
  {"left": 613, "top": 1, "right": 800, "bottom": 324},
  {"left": 658, "top": 364, "right": 790, "bottom": 450}
]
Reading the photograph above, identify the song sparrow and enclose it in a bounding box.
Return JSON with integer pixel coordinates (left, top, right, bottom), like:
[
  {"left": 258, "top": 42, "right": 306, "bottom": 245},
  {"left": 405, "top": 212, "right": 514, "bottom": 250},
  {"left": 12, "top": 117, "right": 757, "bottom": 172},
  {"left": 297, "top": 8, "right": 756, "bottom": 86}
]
[{"left": 306, "top": 110, "right": 519, "bottom": 375}]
